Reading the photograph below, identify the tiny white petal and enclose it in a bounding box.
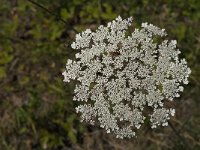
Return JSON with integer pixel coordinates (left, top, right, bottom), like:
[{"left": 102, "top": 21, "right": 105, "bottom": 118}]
[{"left": 62, "top": 16, "right": 191, "bottom": 139}]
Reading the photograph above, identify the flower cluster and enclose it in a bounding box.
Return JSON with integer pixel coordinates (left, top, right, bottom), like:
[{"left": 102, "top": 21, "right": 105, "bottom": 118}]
[{"left": 62, "top": 16, "right": 191, "bottom": 138}]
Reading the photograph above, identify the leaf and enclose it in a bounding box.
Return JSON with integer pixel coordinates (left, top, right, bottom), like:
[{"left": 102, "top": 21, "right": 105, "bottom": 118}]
[
  {"left": 60, "top": 9, "right": 70, "bottom": 20},
  {"left": 68, "top": 130, "right": 77, "bottom": 144},
  {"left": 0, "top": 52, "right": 13, "bottom": 65},
  {"left": 0, "top": 67, "right": 6, "bottom": 78},
  {"left": 19, "top": 76, "right": 30, "bottom": 85}
]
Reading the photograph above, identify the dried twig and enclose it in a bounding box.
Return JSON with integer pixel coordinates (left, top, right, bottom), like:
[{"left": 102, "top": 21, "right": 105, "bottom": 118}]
[
  {"left": 168, "top": 121, "right": 192, "bottom": 150},
  {"left": 27, "top": 0, "right": 78, "bottom": 33}
]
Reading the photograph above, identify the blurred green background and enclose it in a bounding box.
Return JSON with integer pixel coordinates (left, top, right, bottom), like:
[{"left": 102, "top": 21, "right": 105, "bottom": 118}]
[{"left": 0, "top": 0, "right": 200, "bottom": 149}]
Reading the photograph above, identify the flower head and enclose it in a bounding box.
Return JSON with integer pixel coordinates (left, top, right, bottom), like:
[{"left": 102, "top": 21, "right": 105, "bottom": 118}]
[{"left": 62, "top": 16, "right": 191, "bottom": 138}]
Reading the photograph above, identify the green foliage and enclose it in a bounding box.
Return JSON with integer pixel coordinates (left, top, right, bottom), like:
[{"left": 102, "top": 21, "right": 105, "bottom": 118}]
[{"left": 0, "top": 0, "right": 200, "bottom": 149}]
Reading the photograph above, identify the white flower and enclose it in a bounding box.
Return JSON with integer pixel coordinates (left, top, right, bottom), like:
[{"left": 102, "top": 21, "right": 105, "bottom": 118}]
[{"left": 62, "top": 16, "right": 191, "bottom": 138}]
